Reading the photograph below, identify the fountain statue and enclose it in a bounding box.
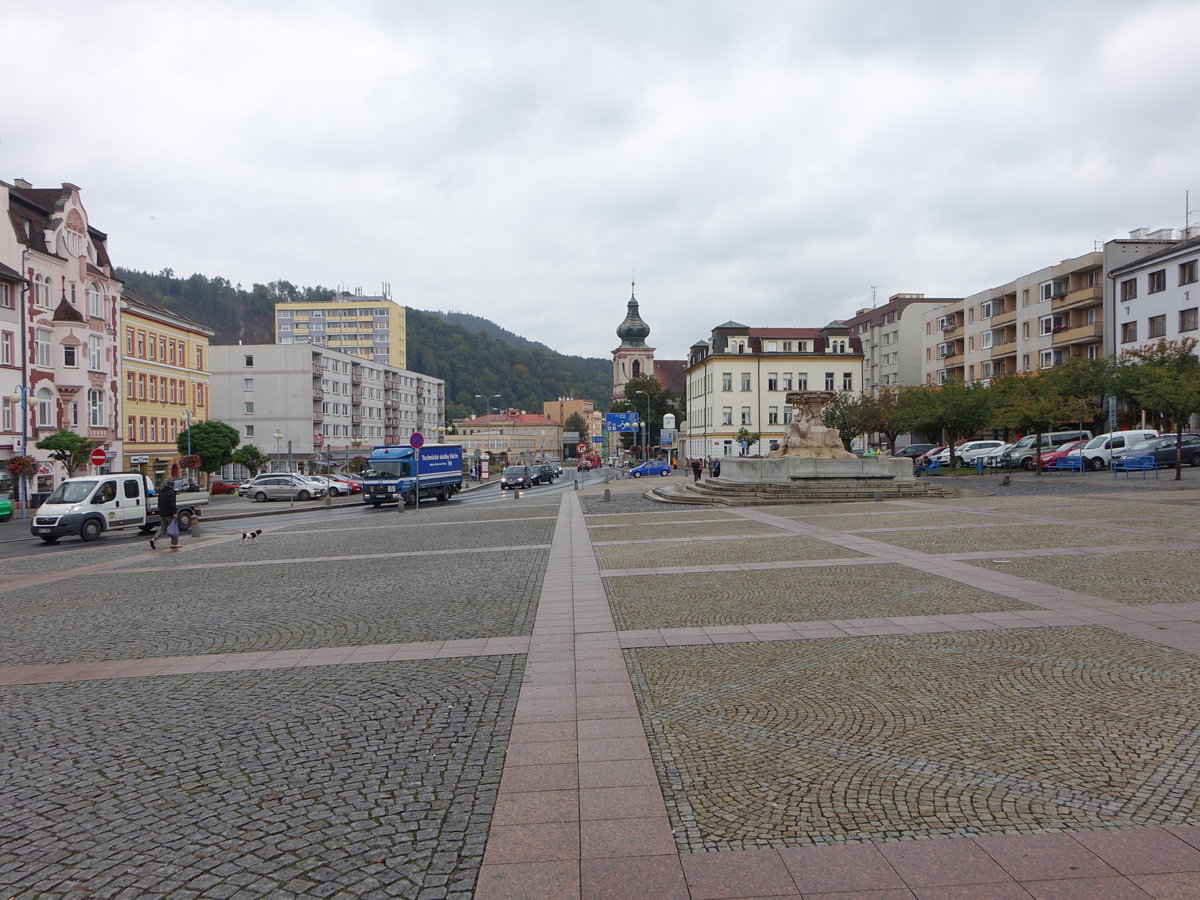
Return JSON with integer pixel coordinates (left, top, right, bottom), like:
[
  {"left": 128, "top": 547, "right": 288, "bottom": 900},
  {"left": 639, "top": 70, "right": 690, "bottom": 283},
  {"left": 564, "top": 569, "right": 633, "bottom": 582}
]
[{"left": 767, "top": 391, "right": 857, "bottom": 459}]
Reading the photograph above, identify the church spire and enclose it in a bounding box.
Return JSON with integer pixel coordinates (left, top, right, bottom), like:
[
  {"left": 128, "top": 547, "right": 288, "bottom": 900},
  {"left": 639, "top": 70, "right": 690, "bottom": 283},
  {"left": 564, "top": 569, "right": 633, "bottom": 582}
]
[{"left": 616, "top": 282, "right": 650, "bottom": 348}]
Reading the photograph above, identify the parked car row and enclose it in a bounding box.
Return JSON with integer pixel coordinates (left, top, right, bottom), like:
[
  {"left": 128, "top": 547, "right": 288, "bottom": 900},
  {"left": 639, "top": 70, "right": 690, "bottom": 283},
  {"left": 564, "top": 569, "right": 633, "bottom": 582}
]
[
  {"left": 1112, "top": 434, "right": 1200, "bottom": 468},
  {"left": 235, "top": 472, "right": 365, "bottom": 502},
  {"left": 499, "top": 464, "right": 559, "bottom": 489}
]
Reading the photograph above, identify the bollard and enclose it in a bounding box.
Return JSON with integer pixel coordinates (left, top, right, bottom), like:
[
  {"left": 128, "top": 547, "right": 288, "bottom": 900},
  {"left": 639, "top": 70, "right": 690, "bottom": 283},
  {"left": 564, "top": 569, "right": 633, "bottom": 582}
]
[
  {"left": 873, "top": 490, "right": 883, "bottom": 502},
  {"left": 325, "top": 491, "right": 332, "bottom": 507},
  {"left": 514, "top": 489, "right": 523, "bottom": 500},
  {"left": 574, "top": 478, "right": 580, "bottom": 491},
  {"left": 976, "top": 459, "right": 984, "bottom": 475},
  {"left": 396, "top": 493, "right": 404, "bottom": 513},
  {"left": 1000, "top": 474, "right": 1011, "bottom": 486},
  {"left": 604, "top": 488, "right": 611, "bottom": 502}
]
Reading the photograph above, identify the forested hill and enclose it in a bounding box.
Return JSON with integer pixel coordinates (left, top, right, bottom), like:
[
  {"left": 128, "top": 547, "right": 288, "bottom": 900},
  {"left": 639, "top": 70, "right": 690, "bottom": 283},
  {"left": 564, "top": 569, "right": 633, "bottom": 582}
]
[{"left": 115, "top": 269, "right": 612, "bottom": 419}]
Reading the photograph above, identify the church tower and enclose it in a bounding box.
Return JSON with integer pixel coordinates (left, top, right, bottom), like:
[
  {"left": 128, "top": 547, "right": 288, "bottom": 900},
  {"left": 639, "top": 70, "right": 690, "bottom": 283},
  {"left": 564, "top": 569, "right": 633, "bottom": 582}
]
[{"left": 612, "top": 283, "right": 656, "bottom": 400}]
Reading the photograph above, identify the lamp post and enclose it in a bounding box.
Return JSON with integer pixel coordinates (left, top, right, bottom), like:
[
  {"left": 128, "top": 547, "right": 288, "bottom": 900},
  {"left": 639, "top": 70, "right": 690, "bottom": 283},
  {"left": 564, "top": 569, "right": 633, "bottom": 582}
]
[
  {"left": 10, "top": 384, "right": 33, "bottom": 519},
  {"left": 634, "top": 390, "right": 650, "bottom": 460},
  {"left": 273, "top": 429, "right": 283, "bottom": 471}
]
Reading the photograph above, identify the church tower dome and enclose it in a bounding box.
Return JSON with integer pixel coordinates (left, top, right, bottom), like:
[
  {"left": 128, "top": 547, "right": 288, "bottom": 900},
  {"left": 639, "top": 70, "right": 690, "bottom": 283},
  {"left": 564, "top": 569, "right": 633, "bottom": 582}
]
[
  {"left": 616, "top": 287, "right": 651, "bottom": 347},
  {"left": 611, "top": 282, "right": 656, "bottom": 400}
]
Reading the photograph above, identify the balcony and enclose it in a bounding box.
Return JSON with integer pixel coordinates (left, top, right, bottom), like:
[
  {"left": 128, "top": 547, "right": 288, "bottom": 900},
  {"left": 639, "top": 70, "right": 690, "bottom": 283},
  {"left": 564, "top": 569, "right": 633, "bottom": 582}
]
[
  {"left": 351, "top": 392, "right": 362, "bottom": 404},
  {"left": 990, "top": 306, "right": 1016, "bottom": 327},
  {"left": 941, "top": 353, "right": 964, "bottom": 369},
  {"left": 351, "top": 374, "right": 362, "bottom": 385},
  {"left": 989, "top": 339, "right": 1016, "bottom": 358},
  {"left": 352, "top": 415, "right": 362, "bottom": 426},
  {"left": 312, "top": 363, "right": 323, "bottom": 376},
  {"left": 313, "top": 387, "right": 324, "bottom": 399},
  {"left": 1051, "top": 321, "right": 1103, "bottom": 347},
  {"left": 312, "top": 412, "right": 325, "bottom": 424},
  {"left": 940, "top": 324, "right": 963, "bottom": 340},
  {"left": 1053, "top": 285, "right": 1103, "bottom": 312}
]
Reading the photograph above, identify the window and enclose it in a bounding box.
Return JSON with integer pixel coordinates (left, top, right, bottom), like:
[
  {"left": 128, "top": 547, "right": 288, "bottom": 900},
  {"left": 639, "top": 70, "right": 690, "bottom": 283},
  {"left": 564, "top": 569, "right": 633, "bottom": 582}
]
[
  {"left": 87, "top": 389, "right": 103, "bottom": 426},
  {"left": 1180, "top": 308, "right": 1198, "bottom": 332},
  {"left": 740, "top": 407, "right": 751, "bottom": 425},
  {"left": 244, "top": 355, "right": 254, "bottom": 367},
  {"left": 1040, "top": 349, "right": 1064, "bottom": 369},
  {"left": 89, "top": 335, "right": 102, "bottom": 370},
  {"left": 149, "top": 418, "right": 157, "bottom": 443},
  {"left": 148, "top": 333, "right": 157, "bottom": 360},
  {"left": 1, "top": 331, "right": 11, "bottom": 366},
  {"left": 766, "top": 341, "right": 777, "bottom": 352},
  {"left": 139, "top": 417, "right": 147, "bottom": 442},
  {"left": 767, "top": 373, "right": 778, "bottom": 391},
  {"left": 36, "top": 388, "right": 53, "bottom": 427},
  {"left": 127, "top": 415, "right": 136, "bottom": 441},
  {"left": 796, "top": 374, "right": 808, "bottom": 390},
  {"left": 149, "top": 377, "right": 157, "bottom": 402},
  {"left": 85, "top": 282, "right": 102, "bottom": 318},
  {"left": 1121, "top": 321, "right": 1137, "bottom": 344},
  {"left": 1148, "top": 315, "right": 1166, "bottom": 338},
  {"left": 125, "top": 328, "right": 134, "bottom": 354},
  {"left": 159, "top": 337, "right": 166, "bottom": 360},
  {"left": 35, "top": 328, "right": 52, "bottom": 367},
  {"left": 244, "top": 402, "right": 254, "bottom": 415},
  {"left": 243, "top": 378, "right": 254, "bottom": 391},
  {"left": 0, "top": 283, "right": 11, "bottom": 308},
  {"left": 169, "top": 380, "right": 177, "bottom": 404},
  {"left": 768, "top": 407, "right": 779, "bottom": 424},
  {"left": 169, "top": 341, "right": 176, "bottom": 365},
  {"left": 1087, "top": 307, "right": 1099, "bottom": 325},
  {"left": 824, "top": 372, "right": 835, "bottom": 390},
  {"left": 1120, "top": 278, "right": 1137, "bottom": 301},
  {"left": 782, "top": 374, "right": 793, "bottom": 390},
  {"left": 782, "top": 407, "right": 793, "bottom": 424},
  {"left": 981, "top": 361, "right": 994, "bottom": 378},
  {"left": 126, "top": 373, "right": 135, "bottom": 398},
  {"left": 722, "top": 407, "right": 733, "bottom": 426},
  {"left": 842, "top": 372, "right": 853, "bottom": 390},
  {"left": 981, "top": 331, "right": 994, "bottom": 349},
  {"left": 1181, "top": 260, "right": 1198, "bottom": 285},
  {"left": 1022, "top": 288, "right": 1030, "bottom": 307},
  {"left": 138, "top": 374, "right": 146, "bottom": 399},
  {"left": 1039, "top": 315, "right": 1065, "bottom": 335},
  {"left": 64, "top": 345, "right": 78, "bottom": 368},
  {"left": 137, "top": 331, "right": 145, "bottom": 356},
  {"left": 1148, "top": 270, "right": 1166, "bottom": 293},
  {"left": 196, "top": 347, "right": 204, "bottom": 370},
  {"left": 782, "top": 341, "right": 793, "bottom": 351},
  {"left": 722, "top": 372, "right": 732, "bottom": 391},
  {"left": 740, "top": 372, "right": 751, "bottom": 391},
  {"left": 245, "top": 424, "right": 255, "bottom": 437},
  {"left": 1040, "top": 281, "right": 1065, "bottom": 301}
]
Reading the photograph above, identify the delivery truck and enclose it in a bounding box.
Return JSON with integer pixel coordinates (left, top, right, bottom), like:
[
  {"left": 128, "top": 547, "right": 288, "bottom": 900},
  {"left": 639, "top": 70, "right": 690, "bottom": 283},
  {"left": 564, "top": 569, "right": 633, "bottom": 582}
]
[
  {"left": 361, "top": 444, "right": 464, "bottom": 506},
  {"left": 30, "top": 472, "right": 208, "bottom": 543}
]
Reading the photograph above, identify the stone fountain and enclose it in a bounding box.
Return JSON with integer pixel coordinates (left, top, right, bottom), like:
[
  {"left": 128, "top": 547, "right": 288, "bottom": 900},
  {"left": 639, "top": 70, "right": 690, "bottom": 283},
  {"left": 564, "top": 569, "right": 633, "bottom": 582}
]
[{"left": 647, "top": 391, "right": 952, "bottom": 506}]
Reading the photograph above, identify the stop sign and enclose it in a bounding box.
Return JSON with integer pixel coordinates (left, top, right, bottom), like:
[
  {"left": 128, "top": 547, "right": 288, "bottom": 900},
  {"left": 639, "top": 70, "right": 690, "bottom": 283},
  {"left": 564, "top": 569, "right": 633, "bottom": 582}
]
[{"left": 90, "top": 447, "right": 108, "bottom": 466}]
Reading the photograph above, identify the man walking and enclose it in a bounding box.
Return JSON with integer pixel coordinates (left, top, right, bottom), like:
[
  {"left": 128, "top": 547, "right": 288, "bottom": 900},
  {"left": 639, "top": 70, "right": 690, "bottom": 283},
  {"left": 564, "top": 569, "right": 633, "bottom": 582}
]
[
  {"left": 691, "top": 458, "right": 703, "bottom": 482},
  {"left": 149, "top": 480, "right": 178, "bottom": 550}
]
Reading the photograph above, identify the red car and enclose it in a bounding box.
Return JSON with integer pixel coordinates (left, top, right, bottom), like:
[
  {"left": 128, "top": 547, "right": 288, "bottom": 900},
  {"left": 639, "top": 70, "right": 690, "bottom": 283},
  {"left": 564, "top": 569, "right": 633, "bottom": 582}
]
[
  {"left": 209, "top": 478, "right": 238, "bottom": 495},
  {"left": 1037, "top": 439, "right": 1089, "bottom": 471},
  {"left": 327, "top": 474, "right": 362, "bottom": 493}
]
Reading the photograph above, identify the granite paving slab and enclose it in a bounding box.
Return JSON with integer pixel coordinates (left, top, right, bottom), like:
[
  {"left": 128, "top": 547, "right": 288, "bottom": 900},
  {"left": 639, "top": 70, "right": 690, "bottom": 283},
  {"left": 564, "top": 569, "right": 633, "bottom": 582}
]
[
  {"left": 968, "top": 549, "right": 1200, "bottom": 605},
  {"left": 593, "top": 535, "right": 862, "bottom": 569}
]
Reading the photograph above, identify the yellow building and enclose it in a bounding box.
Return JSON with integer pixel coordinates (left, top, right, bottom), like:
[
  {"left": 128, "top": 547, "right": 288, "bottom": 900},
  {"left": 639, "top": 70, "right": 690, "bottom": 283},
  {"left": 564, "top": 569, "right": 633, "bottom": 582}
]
[
  {"left": 457, "top": 411, "right": 564, "bottom": 464},
  {"left": 542, "top": 398, "right": 598, "bottom": 441},
  {"left": 275, "top": 293, "right": 406, "bottom": 369},
  {"left": 119, "top": 289, "right": 213, "bottom": 482}
]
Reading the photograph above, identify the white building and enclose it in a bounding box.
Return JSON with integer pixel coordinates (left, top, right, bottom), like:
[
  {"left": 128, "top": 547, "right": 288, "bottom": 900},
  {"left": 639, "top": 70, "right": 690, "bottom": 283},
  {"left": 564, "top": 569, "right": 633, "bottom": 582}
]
[
  {"left": 209, "top": 344, "right": 444, "bottom": 470},
  {"left": 1106, "top": 232, "right": 1200, "bottom": 356},
  {"left": 846, "top": 293, "right": 953, "bottom": 392}
]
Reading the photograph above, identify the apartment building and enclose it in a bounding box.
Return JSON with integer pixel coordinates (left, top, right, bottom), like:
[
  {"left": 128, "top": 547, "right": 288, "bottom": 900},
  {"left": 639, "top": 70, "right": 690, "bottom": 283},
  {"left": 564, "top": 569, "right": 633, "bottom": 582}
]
[
  {"left": 275, "top": 293, "right": 406, "bottom": 369},
  {"left": 542, "top": 398, "right": 602, "bottom": 445},
  {"left": 2, "top": 179, "right": 123, "bottom": 493},
  {"left": 846, "top": 293, "right": 953, "bottom": 392},
  {"left": 922, "top": 233, "right": 1182, "bottom": 385},
  {"left": 684, "top": 320, "right": 864, "bottom": 459},
  {"left": 456, "top": 411, "right": 564, "bottom": 463},
  {"left": 119, "top": 289, "right": 213, "bottom": 480},
  {"left": 209, "top": 344, "right": 443, "bottom": 470},
  {"left": 1108, "top": 232, "right": 1200, "bottom": 355}
]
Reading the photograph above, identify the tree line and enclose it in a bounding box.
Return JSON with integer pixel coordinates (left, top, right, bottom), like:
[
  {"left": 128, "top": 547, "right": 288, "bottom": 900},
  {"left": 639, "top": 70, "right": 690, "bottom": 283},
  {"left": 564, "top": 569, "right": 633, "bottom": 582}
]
[{"left": 823, "top": 339, "right": 1200, "bottom": 479}]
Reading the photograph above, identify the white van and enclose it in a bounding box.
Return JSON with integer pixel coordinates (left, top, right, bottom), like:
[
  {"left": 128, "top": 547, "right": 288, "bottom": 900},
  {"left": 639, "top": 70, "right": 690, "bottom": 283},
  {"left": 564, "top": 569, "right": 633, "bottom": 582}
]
[
  {"left": 930, "top": 440, "right": 1005, "bottom": 468},
  {"left": 31, "top": 472, "right": 208, "bottom": 544},
  {"left": 1069, "top": 430, "right": 1159, "bottom": 470}
]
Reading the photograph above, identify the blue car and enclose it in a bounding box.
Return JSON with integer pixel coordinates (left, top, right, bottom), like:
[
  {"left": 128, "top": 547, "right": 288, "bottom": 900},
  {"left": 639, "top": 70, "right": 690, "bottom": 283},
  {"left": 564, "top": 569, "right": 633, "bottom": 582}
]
[{"left": 630, "top": 460, "right": 672, "bottom": 477}]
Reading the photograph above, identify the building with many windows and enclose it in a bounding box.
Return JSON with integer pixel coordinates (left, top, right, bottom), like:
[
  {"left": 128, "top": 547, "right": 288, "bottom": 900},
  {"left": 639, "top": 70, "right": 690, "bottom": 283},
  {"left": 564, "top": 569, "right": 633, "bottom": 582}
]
[
  {"left": 209, "top": 344, "right": 442, "bottom": 471},
  {"left": 275, "top": 292, "right": 406, "bottom": 369},
  {"left": 2, "top": 179, "right": 123, "bottom": 495},
  {"left": 610, "top": 286, "right": 686, "bottom": 400},
  {"left": 119, "top": 289, "right": 214, "bottom": 481},
  {"left": 846, "top": 293, "right": 953, "bottom": 393},
  {"left": 1107, "top": 232, "right": 1200, "bottom": 357},
  {"left": 456, "top": 411, "right": 564, "bottom": 464},
  {"left": 684, "top": 321, "right": 864, "bottom": 459}
]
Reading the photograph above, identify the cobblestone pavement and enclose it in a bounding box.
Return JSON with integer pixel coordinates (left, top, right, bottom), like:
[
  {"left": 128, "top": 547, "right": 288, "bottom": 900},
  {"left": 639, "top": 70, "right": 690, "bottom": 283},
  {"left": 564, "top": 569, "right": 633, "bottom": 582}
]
[
  {"left": 0, "top": 658, "right": 523, "bottom": 899},
  {"left": 5, "top": 478, "right": 1200, "bottom": 898}
]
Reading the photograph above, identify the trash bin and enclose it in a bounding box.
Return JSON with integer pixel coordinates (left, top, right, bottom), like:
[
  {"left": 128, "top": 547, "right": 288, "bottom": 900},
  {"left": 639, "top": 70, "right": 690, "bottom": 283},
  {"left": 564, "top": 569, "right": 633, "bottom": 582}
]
[{"left": 29, "top": 492, "right": 50, "bottom": 509}]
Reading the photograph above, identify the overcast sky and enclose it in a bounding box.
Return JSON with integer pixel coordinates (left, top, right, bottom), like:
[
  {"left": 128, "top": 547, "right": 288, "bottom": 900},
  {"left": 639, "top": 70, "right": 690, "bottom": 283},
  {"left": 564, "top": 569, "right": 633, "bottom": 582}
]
[{"left": 3, "top": 1, "right": 1197, "bottom": 360}]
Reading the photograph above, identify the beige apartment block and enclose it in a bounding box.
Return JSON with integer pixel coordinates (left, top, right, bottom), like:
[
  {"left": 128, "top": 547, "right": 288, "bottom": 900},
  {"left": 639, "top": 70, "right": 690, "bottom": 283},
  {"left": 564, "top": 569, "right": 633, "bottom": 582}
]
[
  {"left": 275, "top": 293, "right": 406, "bottom": 369},
  {"left": 846, "top": 293, "right": 954, "bottom": 393},
  {"left": 542, "top": 398, "right": 598, "bottom": 443},
  {"left": 457, "top": 411, "right": 564, "bottom": 464},
  {"left": 684, "top": 320, "right": 864, "bottom": 459}
]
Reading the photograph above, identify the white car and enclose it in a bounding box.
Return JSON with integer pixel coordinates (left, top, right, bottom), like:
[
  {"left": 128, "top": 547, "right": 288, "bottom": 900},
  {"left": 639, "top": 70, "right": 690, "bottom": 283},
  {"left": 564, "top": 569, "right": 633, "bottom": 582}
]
[
  {"left": 983, "top": 443, "right": 1013, "bottom": 468},
  {"left": 930, "top": 440, "right": 1005, "bottom": 468},
  {"left": 1067, "top": 430, "right": 1160, "bottom": 471}
]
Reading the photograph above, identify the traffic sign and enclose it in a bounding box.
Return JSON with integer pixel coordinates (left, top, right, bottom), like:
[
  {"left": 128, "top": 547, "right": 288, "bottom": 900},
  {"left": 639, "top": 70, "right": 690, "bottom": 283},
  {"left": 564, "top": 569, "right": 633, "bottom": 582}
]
[
  {"left": 410, "top": 432, "right": 425, "bottom": 449},
  {"left": 576, "top": 442, "right": 588, "bottom": 454},
  {"left": 90, "top": 447, "right": 108, "bottom": 466}
]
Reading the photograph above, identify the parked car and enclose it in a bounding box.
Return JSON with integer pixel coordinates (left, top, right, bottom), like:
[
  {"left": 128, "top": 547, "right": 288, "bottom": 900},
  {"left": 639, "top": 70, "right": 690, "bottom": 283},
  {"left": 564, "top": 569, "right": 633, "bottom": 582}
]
[
  {"left": 893, "top": 443, "right": 936, "bottom": 459},
  {"left": 327, "top": 474, "right": 363, "bottom": 493},
  {"left": 1067, "top": 430, "right": 1160, "bottom": 470},
  {"left": 930, "top": 440, "right": 1005, "bottom": 468},
  {"left": 163, "top": 478, "right": 200, "bottom": 493},
  {"left": 1112, "top": 435, "right": 1200, "bottom": 468},
  {"left": 1037, "top": 440, "right": 1090, "bottom": 471},
  {"left": 534, "top": 464, "right": 557, "bottom": 484},
  {"left": 983, "top": 443, "right": 1013, "bottom": 468},
  {"left": 630, "top": 459, "right": 672, "bottom": 477},
  {"left": 1000, "top": 430, "right": 1093, "bottom": 470},
  {"left": 0, "top": 491, "right": 13, "bottom": 523},
  {"left": 242, "top": 474, "right": 327, "bottom": 502},
  {"left": 209, "top": 478, "right": 238, "bottom": 495},
  {"left": 500, "top": 465, "right": 533, "bottom": 490},
  {"left": 306, "top": 475, "right": 348, "bottom": 496}
]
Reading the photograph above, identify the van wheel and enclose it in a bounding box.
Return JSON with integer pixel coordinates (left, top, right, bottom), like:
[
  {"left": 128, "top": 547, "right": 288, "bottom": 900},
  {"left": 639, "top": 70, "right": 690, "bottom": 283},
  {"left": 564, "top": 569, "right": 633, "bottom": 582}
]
[
  {"left": 80, "top": 519, "right": 103, "bottom": 542},
  {"left": 437, "top": 490, "right": 448, "bottom": 502},
  {"left": 139, "top": 525, "right": 155, "bottom": 535},
  {"left": 1087, "top": 457, "right": 1104, "bottom": 471}
]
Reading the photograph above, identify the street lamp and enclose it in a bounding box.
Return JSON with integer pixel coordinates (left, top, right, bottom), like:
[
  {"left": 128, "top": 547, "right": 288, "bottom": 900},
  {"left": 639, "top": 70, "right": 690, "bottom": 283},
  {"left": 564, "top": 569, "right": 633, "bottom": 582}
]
[
  {"left": 273, "top": 429, "right": 283, "bottom": 471},
  {"left": 634, "top": 390, "right": 650, "bottom": 459},
  {"left": 474, "top": 393, "right": 501, "bottom": 415},
  {"left": 10, "top": 385, "right": 33, "bottom": 519}
]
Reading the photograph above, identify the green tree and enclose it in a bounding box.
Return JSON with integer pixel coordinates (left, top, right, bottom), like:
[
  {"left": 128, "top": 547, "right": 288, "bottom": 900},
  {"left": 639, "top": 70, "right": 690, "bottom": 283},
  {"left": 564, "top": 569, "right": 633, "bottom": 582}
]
[
  {"left": 821, "top": 393, "right": 865, "bottom": 451},
  {"left": 733, "top": 427, "right": 762, "bottom": 455},
  {"left": 1125, "top": 339, "right": 1200, "bottom": 480},
  {"left": 899, "top": 381, "right": 992, "bottom": 464},
  {"left": 856, "top": 388, "right": 907, "bottom": 452},
  {"left": 563, "top": 411, "right": 587, "bottom": 434},
  {"left": 178, "top": 421, "right": 241, "bottom": 474},
  {"left": 231, "top": 444, "right": 270, "bottom": 477},
  {"left": 35, "top": 430, "right": 97, "bottom": 477},
  {"left": 991, "top": 373, "right": 1078, "bottom": 473}
]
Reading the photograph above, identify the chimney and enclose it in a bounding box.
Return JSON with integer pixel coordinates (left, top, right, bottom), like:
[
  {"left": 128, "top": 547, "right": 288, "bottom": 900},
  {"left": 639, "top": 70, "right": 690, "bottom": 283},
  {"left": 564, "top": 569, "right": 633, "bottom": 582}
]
[
  {"left": 1129, "top": 228, "right": 1152, "bottom": 239},
  {"left": 14, "top": 177, "right": 31, "bottom": 188},
  {"left": 1148, "top": 228, "right": 1177, "bottom": 241}
]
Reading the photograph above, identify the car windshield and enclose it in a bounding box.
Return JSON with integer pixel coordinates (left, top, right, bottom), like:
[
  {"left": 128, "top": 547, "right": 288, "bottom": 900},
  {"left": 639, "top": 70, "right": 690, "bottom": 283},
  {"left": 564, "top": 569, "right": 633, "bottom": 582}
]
[
  {"left": 1083, "top": 435, "right": 1108, "bottom": 450},
  {"left": 502, "top": 467, "right": 525, "bottom": 476},
  {"left": 363, "top": 461, "right": 409, "bottom": 478},
  {"left": 46, "top": 480, "right": 99, "bottom": 504}
]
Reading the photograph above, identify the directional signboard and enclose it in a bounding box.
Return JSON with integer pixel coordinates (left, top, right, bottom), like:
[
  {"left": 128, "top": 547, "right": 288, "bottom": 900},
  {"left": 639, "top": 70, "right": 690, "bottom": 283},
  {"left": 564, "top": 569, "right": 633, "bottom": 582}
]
[{"left": 605, "top": 412, "right": 639, "bottom": 432}]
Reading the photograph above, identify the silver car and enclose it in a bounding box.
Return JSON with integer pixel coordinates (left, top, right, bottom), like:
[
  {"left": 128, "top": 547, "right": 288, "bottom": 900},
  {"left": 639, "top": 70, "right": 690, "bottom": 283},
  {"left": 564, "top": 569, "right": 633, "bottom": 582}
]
[{"left": 243, "top": 474, "right": 327, "bottom": 502}]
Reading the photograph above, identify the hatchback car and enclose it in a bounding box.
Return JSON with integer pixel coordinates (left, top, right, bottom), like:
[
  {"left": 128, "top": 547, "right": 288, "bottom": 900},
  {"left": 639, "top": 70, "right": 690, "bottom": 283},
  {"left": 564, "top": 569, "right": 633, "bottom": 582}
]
[
  {"left": 209, "top": 478, "right": 238, "bottom": 495},
  {"left": 500, "top": 466, "right": 533, "bottom": 490},
  {"left": 534, "top": 464, "right": 557, "bottom": 484},
  {"left": 630, "top": 460, "right": 672, "bottom": 477},
  {"left": 893, "top": 443, "right": 936, "bottom": 459},
  {"left": 1112, "top": 435, "right": 1200, "bottom": 468}
]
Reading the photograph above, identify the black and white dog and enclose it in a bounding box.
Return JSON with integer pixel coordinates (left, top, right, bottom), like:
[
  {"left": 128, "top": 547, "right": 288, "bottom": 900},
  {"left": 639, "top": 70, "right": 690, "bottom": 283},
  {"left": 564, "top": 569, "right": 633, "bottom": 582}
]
[{"left": 241, "top": 529, "right": 263, "bottom": 541}]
